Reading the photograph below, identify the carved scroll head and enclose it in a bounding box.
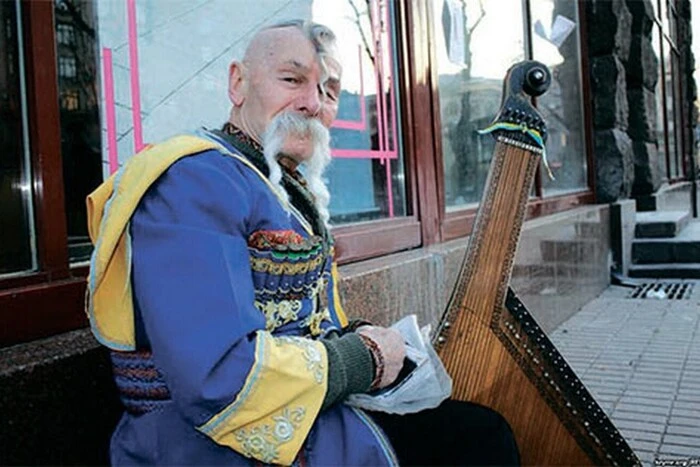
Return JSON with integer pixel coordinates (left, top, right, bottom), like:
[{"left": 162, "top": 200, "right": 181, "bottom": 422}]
[{"left": 481, "top": 60, "right": 551, "bottom": 147}]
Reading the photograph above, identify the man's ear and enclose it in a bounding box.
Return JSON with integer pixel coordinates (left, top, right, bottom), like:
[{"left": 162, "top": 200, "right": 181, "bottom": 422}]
[{"left": 228, "top": 61, "right": 247, "bottom": 106}]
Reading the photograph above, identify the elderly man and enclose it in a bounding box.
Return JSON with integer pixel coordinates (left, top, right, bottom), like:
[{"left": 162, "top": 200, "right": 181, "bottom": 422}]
[{"left": 86, "top": 20, "right": 518, "bottom": 466}]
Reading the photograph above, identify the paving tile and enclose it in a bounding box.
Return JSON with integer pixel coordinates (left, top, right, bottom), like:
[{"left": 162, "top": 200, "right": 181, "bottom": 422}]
[
  {"left": 551, "top": 283, "right": 700, "bottom": 458},
  {"left": 662, "top": 434, "right": 700, "bottom": 447},
  {"left": 672, "top": 401, "right": 700, "bottom": 411},
  {"left": 620, "top": 429, "right": 663, "bottom": 443},
  {"left": 623, "top": 389, "right": 677, "bottom": 401},
  {"left": 613, "top": 419, "right": 666, "bottom": 433},
  {"left": 629, "top": 379, "right": 678, "bottom": 390},
  {"left": 668, "top": 415, "right": 700, "bottom": 427},
  {"left": 678, "top": 382, "right": 700, "bottom": 392},
  {"left": 613, "top": 411, "right": 668, "bottom": 425},
  {"left": 629, "top": 439, "right": 661, "bottom": 453},
  {"left": 632, "top": 371, "right": 683, "bottom": 381},
  {"left": 614, "top": 403, "right": 670, "bottom": 416},
  {"left": 666, "top": 424, "right": 700, "bottom": 437},
  {"left": 658, "top": 444, "right": 700, "bottom": 456},
  {"left": 675, "top": 392, "right": 700, "bottom": 403},
  {"left": 619, "top": 396, "right": 673, "bottom": 407},
  {"left": 669, "top": 408, "right": 700, "bottom": 419}
]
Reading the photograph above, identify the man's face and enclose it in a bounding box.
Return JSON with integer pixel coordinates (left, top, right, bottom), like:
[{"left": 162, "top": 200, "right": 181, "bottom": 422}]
[{"left": 230, "top": 27, "right": 341, "bottom": 160}]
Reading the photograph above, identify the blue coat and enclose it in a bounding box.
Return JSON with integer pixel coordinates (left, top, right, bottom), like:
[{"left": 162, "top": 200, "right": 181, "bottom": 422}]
[{"left": 96, "top": 132, "right": 397, "bottom": 466}]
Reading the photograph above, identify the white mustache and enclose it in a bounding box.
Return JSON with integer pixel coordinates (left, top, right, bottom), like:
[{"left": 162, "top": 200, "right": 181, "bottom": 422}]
[{"left": 262, "top": 112, "right": 332, "bottom": 227}]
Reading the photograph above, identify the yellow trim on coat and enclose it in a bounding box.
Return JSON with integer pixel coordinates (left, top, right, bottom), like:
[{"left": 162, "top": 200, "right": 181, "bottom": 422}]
[
  {"left": 197, "top": 331, "right": 328, "bottom": 465},
  {"left": 85, "top": 134, "right": 294, "bottom": 350},
  {"left": 331, "top": 262, "right": 348, "bottom": 327}
]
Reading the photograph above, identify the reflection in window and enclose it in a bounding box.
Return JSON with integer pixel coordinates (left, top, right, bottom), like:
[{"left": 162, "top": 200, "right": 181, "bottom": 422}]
[
  {"left": 57, "top": 23, "right": 74, "bottom": 45},
  {"left": 652, "top": 25, "right": 667, "bottom": 181},
  {"left": 314, "top": 0, "right": 407, "bottom": 224},
  {"left": 61, "top": 90, "right": 80, "bottom": 111},
  {"left": 664, "top": 45, "right": 679, "bottom": 178},
  {"left": 0, "top": 1, "right": 35, "bottom": 275},
  {"left": 54, "top": 0, "right": 103, "bottom": 262},
  {"left": 58, "top": 55, "right": 77, "bottom": 78},
  {"left": 93, "top": 0, "right": 405, "bottom": 227},
  {"left": 433, "top": 0, "right": 526, "bottom": 209},
  {"left": 531, "top": 0, "right": 587, "bottom": 195}
]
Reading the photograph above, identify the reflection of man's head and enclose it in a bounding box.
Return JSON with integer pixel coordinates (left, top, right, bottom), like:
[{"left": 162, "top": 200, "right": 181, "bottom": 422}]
[{"left": 228, "top": 20, "right": 341, "bottom": 225}]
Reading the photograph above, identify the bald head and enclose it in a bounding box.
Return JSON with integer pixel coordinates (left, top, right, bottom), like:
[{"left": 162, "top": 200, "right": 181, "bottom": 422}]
[{"left": 227, "top": 20, "right": 342, "bottom": 148}]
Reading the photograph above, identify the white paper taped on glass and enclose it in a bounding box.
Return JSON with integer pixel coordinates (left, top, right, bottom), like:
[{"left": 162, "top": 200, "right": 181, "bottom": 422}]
[{"left": 346, "top": 314, "right": 453, "bottom": 414}]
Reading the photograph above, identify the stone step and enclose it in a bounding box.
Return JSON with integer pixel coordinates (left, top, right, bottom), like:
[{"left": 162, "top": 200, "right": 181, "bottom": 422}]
[
  {"left": 634, "top": 211, "right": 690, "bottom": 238},
  {"left": 632, "top": 221, "right": 700, "bottom": 264},
  {"left": 628, "top": 263, "right": 700, "bottom": 279}
]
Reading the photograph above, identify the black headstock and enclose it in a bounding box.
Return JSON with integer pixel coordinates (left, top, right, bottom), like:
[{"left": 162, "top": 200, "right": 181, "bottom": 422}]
[{"left": 482, "top": 60, "right": 551, "bottom": 148}]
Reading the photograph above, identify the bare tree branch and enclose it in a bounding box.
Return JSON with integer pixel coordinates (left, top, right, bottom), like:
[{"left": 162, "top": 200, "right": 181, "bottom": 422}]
[{"left": 347, "top": 0, "right": 375, "bottom": 65}]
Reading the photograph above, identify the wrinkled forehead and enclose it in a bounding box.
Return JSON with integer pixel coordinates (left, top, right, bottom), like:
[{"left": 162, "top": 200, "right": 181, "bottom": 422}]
[{"left": 248, "top": 26, "right": 342, "bottom": 82}]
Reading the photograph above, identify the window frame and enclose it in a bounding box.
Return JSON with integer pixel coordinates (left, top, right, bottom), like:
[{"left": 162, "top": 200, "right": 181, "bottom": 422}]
[
  {"left": 2, "top": 0, "right": 434, "bottom": 346},
  {"left": 655, "top": 0, "right": 688, "bottom": 183},
  {"left": 0, "top": 0, "right": 88, "bottom": 347},
  {"left": 3, "top": 0, "right": 684, "bottom": 347},
  {"left": 426, "top": 0, "right": 597, "bottom": 242}
]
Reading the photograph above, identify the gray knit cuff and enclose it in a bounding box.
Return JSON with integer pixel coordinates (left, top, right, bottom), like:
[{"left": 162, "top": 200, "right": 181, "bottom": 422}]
[{"left": 320, "top": 333, "right": 374, "bottom": 410}]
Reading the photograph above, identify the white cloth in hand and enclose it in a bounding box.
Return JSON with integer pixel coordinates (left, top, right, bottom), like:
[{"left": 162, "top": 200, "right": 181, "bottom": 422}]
[{"left": 346, "top": 315, "right": 453, "bottom": 414}]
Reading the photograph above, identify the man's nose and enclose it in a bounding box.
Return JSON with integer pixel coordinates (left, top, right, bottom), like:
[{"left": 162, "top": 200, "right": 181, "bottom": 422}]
[{"left": 295, "top": 83, "right": 322, "bottom": 117}]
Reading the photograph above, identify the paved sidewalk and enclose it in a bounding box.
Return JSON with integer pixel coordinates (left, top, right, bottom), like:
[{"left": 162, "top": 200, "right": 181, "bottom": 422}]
[{"left": 550, "top": 280, "right": 700, "bottom": 466}]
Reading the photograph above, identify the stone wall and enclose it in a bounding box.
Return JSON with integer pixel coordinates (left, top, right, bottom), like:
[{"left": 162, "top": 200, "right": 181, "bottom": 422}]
[
  {"left": 587, "top": 0, "right": 697, "bottom": 207},
  {"left": 586, "top": 0, "right": 636, "bottom": 203},
  {"left": 625, "top": 0, "right": 662, "bottom": 197}
]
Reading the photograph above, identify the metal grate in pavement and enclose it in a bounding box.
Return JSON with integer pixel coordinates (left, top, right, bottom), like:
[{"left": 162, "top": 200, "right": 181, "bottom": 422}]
[{"left": 628, "top": 282, "right": 693, "bottom": 300}]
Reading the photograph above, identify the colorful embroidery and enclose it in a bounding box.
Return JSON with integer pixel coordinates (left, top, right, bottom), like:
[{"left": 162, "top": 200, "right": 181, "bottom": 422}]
[
  {"left": 233, "top": 407, "right": 307, "bottom": 463},
  {"left": 248, "top": 230, "right": 321, "bottom": 251},
  {"left": 276, "top": 336, "right": 325, "bottom": 384},
  {"left": 253, "top": 273, "right": 328, "bottom": 301},
  {"left": 198, "top": 332, "right": 326, "bottom": 465},
  {"left": 254, "top": 299, "right": 303, "bottom": 331},
  {"left": 301, "top": 307, "right": 332, "bottom": 337},
  {"left": 249, "top": 254, "right": 325, "bottom": 276}
]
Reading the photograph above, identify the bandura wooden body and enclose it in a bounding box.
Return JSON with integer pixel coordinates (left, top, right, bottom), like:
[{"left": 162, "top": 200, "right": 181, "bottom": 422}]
[{"left": 435, "top": 61, "right": 639, "bottom": 466}]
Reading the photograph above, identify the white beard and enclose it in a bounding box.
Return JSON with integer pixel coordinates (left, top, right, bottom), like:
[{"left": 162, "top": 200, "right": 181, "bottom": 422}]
[{"left": 262, "top": 112, "right": 332, "bottom": 227}]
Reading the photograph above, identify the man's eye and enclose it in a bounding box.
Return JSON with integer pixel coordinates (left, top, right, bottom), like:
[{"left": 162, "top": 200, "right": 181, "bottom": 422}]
[
  {"left": 325, "top": 91, "right": 338, "bottom": 102},
  {"left": 282, "top": 76, "right": 300, "bottom": 84}
]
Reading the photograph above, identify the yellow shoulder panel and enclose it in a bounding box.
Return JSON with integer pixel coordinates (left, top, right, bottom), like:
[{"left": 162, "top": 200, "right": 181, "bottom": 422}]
[{"left": 86, "top": 135, "right": 219, "bottom": 350}]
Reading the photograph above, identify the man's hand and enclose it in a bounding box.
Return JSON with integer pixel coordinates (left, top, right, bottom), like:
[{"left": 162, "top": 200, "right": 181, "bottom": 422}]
[{"left": 357, "top": 326, "right": 406, "bottom": 389}]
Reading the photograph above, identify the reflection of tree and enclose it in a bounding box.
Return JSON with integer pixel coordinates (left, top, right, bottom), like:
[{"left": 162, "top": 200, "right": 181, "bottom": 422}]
[
  {"left": 544, "top": 0, "right": 583, "bottom": 191},
  {"left": 346, "top": 0, "right": 375, "bottom": 66},
  {"left": 444, "top": 0, "right": 490, "bottom": 205},
  {"left": 55, "top": 0, "right": 102, "bottom": 257},
  {"left": 341, "top": 0, "right": 405, "bottom": 217}
]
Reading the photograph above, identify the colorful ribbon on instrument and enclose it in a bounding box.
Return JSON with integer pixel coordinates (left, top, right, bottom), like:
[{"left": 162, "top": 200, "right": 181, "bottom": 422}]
[{"left": 478, "top": 122, "right": 554, "bottom": 180}]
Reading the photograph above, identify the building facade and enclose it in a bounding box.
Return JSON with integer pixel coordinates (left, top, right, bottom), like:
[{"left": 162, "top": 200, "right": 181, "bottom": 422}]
[{"left": 1, "top": 0, "right": 697, "bottom": 463}]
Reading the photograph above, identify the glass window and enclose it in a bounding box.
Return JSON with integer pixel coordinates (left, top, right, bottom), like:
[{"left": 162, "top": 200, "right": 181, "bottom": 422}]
[
  {"left": 531, "top": 0, "right": 587, "bottom": 195},
  {"left": 316, "top": 0, "right": 407, "bottom": 223},
  {"left": 55, "top": 0, "right": 103, "bottom": 262},
  {"left": 57, "top": 23, "right": 75, "bottom": 45},
  {"left": 433, "top": 0, "right": 526, "bottom": 209},
  {"left": 0, "top": 0, "right": 36, "bottom": 275},
  {"left": 652, "top": 25, "right": 667, "bottom": 181},
  {"left": 93, "top": 0, "right": 406, "bottom": 226},
  {"left": 671, "top": 53, "right": 684, "bottom": 178},
  {"left": 663, "top": 42, "right": 679, "bottom": 178},
  {"left": 58, "top": 55, "right": 77, "bottom": 78}
]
